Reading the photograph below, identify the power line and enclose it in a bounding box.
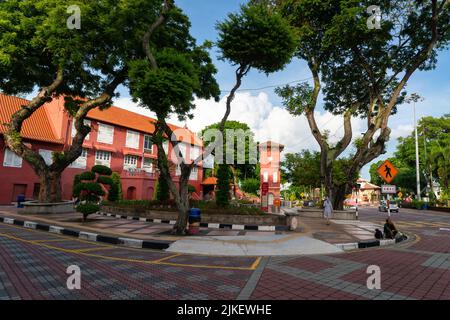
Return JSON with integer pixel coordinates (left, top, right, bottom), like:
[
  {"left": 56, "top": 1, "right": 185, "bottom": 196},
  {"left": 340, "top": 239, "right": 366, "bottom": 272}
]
[{"left": 221, "top": 77, "right": 314, "bottom": 93}]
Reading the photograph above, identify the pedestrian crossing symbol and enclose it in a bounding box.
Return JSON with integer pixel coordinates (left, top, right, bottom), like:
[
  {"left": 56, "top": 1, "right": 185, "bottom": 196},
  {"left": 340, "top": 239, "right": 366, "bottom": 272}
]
[{"left": 377, "top": 160, "right": 399, "bottom": 184}]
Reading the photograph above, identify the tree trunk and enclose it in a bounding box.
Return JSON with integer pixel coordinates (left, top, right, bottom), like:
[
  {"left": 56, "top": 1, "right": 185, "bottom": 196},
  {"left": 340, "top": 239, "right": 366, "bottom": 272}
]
[
  {"left": 174, "top": 183, "right": 190, "bottom": 235},
  {"left": 332, "top": 183, "right": 348, "bottom": 211},
  {"left": 39, "top": 171, "right": 62, "bottom": 203}
]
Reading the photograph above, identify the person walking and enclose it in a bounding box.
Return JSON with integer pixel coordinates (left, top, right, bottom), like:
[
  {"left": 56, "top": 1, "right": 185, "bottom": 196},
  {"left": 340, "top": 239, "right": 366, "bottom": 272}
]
[{"left": 323, "top": 196, "right": 333, "bottom": 225}]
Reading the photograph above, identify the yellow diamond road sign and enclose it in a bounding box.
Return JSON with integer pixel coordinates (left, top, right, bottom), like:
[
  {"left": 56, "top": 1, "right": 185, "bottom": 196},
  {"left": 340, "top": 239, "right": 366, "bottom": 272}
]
[{"left": 398, "top": 192, "right": 403, "bottom": 198}]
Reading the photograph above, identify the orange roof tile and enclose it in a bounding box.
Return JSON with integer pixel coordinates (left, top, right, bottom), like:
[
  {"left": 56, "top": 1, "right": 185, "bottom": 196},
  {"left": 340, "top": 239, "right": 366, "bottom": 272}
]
[
  {"left": 0, "top": 93, "right": 63, "bottom": 144},
  {"left": 202, "top": 177, "right": 218, "bottom": 185},
  {"left": 87, "top": 106, "right": 203, "bottom": 146}
]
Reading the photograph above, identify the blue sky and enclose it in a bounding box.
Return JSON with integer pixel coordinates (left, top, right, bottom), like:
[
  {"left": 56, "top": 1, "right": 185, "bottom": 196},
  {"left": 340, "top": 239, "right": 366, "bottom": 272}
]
[{"left": 116, "top": 0, "right": 450, "bottom": 180}]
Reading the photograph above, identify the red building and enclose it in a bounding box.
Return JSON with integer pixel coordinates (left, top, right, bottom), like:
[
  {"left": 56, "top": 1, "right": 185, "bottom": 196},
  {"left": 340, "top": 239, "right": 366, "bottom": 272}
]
[
  {"left": 0, "top": 93, "right": 204, "bottom": 204},
  {"left": 259, "top": 141, "right": 284, "bottom": 213}
]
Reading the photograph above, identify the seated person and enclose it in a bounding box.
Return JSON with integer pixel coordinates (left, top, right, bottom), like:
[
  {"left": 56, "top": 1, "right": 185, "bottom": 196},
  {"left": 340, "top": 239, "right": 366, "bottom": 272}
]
[{"left": 383, "top": 218, "right": 398, "bottom": 239}]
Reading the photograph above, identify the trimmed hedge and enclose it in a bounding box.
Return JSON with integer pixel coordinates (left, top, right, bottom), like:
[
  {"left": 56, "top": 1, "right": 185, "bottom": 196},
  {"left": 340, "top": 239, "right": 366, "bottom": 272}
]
[
  {"left": 97, "top": 176, "right": 113, "bottom": 185},
  {"left": 77, "top": 203, "right": 100, "bottom": 218},
  {"left": 79, "top": 171, "right": 96, "bottom": 181},
  {"left": 92, "top": 165, "right": 112, "bottom": 176}
]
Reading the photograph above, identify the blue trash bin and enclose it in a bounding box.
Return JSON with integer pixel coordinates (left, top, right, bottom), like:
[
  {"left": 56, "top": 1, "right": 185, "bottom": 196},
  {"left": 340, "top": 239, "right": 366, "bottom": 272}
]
[
  {"left": 17, "top": 194, "right": 26, "bottom": 208},
  {"left": 188, "top": 208, "right": 201, "bottom": 235},
  {"left": 189, "top": 208, "right": 201, "bottom": 223}
]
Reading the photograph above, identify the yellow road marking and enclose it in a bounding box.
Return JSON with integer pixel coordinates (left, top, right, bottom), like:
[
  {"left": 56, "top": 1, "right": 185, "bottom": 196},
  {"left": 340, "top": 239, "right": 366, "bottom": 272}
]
[
  {"left": 250, "top": 257, "right": 262, "bottom": 270},
  {"left": 152, "top": 253, "right": 183, "bottom": 264},
  {"left": 0, "top": 228, "right": 260, "bottom": 271},
  {"left": 32, "top": 238, "right": 72, "bottom": 243},
  {"left": 75, "top": 246, "right": 115, "bottom": 253}
]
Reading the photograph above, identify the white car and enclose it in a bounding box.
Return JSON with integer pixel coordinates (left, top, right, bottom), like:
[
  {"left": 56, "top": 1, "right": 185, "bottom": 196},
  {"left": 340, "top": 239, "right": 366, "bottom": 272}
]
[{"left": 378, "top": 200, "right": 399, "bottom": 213}]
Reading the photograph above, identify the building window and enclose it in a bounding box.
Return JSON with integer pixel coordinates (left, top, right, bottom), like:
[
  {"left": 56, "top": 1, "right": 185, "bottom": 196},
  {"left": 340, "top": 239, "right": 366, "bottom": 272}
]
[
  {"left": 263, "top": 171, "right": 268, "bottom": 183},
  {"left": 175, "top": 164, "right": 181, "bottom": 176},
  {"left": 163, "top": 140, "right": 169, "bottom": 154},
  {"left": 71, "top": 119, "right": 91, "bottom": 140},
  {"left": 39, "top": 149, "right": 53, "bottom": 166},
  {"left": 189, "top": 166, "right": 198, "bottom": 181},
  {"left": 3, "top": 149, "right": 22, "bottom": 168},
  {"left": 144, "top": 135, "right": 153, "bottom": 153},
  {"left": 126, "top": 130, "right": 140, "bottom": 149},
  {"left": 273, "top": 171, "right": 278, "bottom": 183},
  {"left": 97, "top": 123, "right": 114, "bottom": 144},
  {"left": 143, "top": 158, "right": 153, "bottom": 173},
  {"left": 95, "top": 150, "right": 111, "bottom": 167},
  {"left": 69, "top": 148, "right": 88, "bottom": 169},
  {"left": 190, "top": 145, "right": 200, "bottom": 161},
  {"left": 124, "top": 155, "right": 138, "bottom": 169}
]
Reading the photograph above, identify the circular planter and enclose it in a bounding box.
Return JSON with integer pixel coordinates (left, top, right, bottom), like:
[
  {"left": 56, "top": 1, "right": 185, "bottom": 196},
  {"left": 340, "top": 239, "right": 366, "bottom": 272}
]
[{"left": 20, "top": 201, "right": 75, "bottom": 214}]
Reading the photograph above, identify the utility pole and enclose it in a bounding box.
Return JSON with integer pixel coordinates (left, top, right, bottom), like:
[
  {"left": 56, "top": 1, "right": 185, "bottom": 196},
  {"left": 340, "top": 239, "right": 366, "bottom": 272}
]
[{"left": 406, "top": 93, "right": 425, "bottom": 201}]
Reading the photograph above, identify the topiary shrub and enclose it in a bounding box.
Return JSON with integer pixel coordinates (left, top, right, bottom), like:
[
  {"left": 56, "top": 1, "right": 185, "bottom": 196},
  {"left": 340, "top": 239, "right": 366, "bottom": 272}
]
[
  {"left": 156, "top": 174, "right": 170, "bottom": 202},
  {"left": 216, "top": 164, "right": 231, "bottom": 207},
  {"left": 111, "top": 172, "right": 123, "bottom": 201},
  {"left": 72, "top": 174, "right": 82, "bottom": 197},
  {"left": 76, "top": 203, "right": 100, "bottom": 221},
  {"left": 79, "top": 171, "right": 96, "bottom": 181},
  {"left": 92, "top": 165, "right": 112, "bottom": 176},
  {"left": 97, "top": 176, "right": 113, "bottom": 185}
]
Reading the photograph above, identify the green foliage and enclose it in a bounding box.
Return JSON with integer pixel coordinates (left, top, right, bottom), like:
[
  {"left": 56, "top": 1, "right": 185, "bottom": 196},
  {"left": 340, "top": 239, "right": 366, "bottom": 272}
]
[
  {"left": 188, "top": 184, "right": 196, "bottom": 194},
  {"left": 111, "top": 172, "right": 123, "bottom": 201},
  {"left": 97, "top": 176, "right": 113, "bottom": 186},
  {"left": 72, "top": 174, "right": 82, "bottom": 197},
  {"left": 156, "top": 175, "right": 170, "bottom": 202},
  {"left": 76, "top": 203, "right": 100, "bottom": 218},
  {"left": 201, "top": 120, "right": 258, "bottom": 180},
  {"left": 282, "top": 150, "right": 321, "bottom": 188},
  {"left": 79, "top": 171, "right": 96, "bottom": 181},
  {"left": 241, "top": 178, "right": 260, "bottom": 195},
  {"left": 217, "top": 2, "right": 297, "bottom": 74},
  {"left": 216, "top": 164, "right": 231, "bottom": 207},
  {"left": 107, "top": 182, "right": 119, "bottom": 202},
  {"left": 91, "top": 165, "right": 112, "bottom": 176}
]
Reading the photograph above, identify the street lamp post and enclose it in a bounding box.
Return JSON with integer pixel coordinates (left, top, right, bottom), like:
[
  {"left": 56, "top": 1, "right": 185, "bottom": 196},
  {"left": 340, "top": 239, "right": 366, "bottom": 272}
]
[{"left": 405, "top": 93, "right": 425, "bottom": 201}]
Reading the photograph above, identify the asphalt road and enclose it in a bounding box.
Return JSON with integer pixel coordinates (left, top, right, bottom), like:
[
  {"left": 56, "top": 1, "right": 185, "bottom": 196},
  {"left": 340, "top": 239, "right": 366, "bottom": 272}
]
[{"left": 0, "top": 206, "right": 449, "bottom": 300}]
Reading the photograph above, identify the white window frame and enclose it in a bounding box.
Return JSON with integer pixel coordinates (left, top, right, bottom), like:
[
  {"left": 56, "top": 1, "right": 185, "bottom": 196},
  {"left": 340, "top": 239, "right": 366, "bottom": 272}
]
[
  {"left": 189, "top": 166, "right": 198, "bottom": 181},
  {"left": 38, "top": 149, "right": 53, "bottom": 166},
  {"left": 71, "top": 119, "right": 91, "bottom": 140},
  {"left": 273, "top": 171, "right": 278, "bottom": 184},
  {"left": 190, "top": 145, "right": 200, "bottom": 161},
  {"left": 144, "top": 135, "right": 153, "bottom": 153},
  {"left": 124, "top": 155, "right": 138, "bottom": 170},
  {"left": 263, "top": 171, "right": 269, "bottom": 183},
  {"left": 126, "top": 130, "right": 140, "bottom": 149},
  {"left": 175, "top": 164, "right": 181, "bottom": 176},
  {"left": 95, "top": 150, "right": 111, "bottom": 167},
  {"left": 69, "top": 149, "right": 88, "bottom": 169},
  {"left": 97, "top": 123, "right": 114, "bottom": 144},
  {"left": 142, "top": 158, "right": 153, "bottom": 173},
  {"left": 3, "top": 148, "right": 23, "bottom": 168},
  {"left": 163, "top": 140, "right": 169, "bottom": 154}
]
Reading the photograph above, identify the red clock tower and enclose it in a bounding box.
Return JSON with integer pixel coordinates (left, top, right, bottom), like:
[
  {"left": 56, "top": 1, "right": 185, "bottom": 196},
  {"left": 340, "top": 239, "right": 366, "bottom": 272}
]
[{"left": 259, "top": 141, "right": 284, "bottom": 213}]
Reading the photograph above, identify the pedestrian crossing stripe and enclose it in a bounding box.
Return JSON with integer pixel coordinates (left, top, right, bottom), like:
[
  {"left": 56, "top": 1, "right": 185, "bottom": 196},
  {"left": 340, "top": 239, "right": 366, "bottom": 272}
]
[{"left": 395, "top": 221, "right": 450, "bottom": 228}]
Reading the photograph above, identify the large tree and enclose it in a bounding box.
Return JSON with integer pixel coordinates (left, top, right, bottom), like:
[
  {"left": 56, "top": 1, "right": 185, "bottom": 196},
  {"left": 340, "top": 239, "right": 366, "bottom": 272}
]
[
  {"left": 130, "top": 1, "right": 297, "bottom": 234},
  {"left": 201, "top": 120, "right": 258, "bottom": 205},
  {"left": 0, "top": 0, "right": 162, "bottom": 202},
  {"left": 274, "top": 0, "right": 450, "bottom": 209}
]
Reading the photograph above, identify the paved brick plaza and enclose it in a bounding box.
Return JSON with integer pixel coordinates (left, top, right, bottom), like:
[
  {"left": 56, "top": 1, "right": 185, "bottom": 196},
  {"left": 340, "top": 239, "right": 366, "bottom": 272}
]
[{"left": 1, "top": 207, "right": 450, "bottom": 300}]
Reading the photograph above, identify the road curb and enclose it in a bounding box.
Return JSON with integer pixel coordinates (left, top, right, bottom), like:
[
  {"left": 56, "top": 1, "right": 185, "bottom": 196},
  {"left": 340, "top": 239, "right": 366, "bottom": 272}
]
[
  {"left": 98, "top": 211, "right": 288, "bottom": 232},
  {"left": 0, "top": 215, "right": 172, "bottom": 250},
  {"left": 335, "top": 234, "right": 408, "bottom": 251}
]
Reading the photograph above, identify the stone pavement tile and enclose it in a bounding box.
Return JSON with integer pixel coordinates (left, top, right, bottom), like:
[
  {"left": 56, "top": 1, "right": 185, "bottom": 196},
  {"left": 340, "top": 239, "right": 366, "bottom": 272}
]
[
  {"left": 411, "top": 234, "right": 450, "bottom": 254},
  {"left": 282, "top": 256, "right": 335, "bottom": 273},
  {"left": 250, "top": 269, "right": 364, "bottom": 300},
  {"left": 207, "top": 231, "right": 240, "bottom": 236}
]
